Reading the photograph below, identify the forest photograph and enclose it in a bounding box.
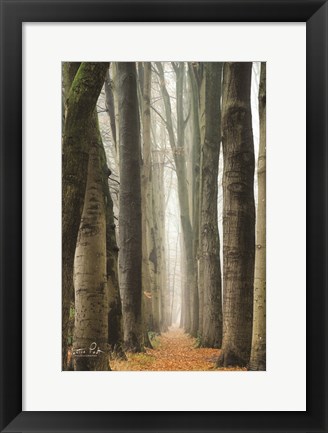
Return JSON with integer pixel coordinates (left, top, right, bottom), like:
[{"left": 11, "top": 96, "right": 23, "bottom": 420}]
[{"left": 62, "top": 61, "right": 266, "bottom": 372}]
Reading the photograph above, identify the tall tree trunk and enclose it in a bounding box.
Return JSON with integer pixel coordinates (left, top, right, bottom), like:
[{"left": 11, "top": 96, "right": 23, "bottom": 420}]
[
  {"left": 199, "top": 62, "right": 223, "bottom": 348},
  {"left": 152, "top": 148, "right": 169, "bottom": 332},
  {"left": 217, "top": 62, "right": 255, "bottom": 367},
  {"left": 138, "top": 62, "right": 155, "bottom": 345},
  {"left": 118, "top": 62, "right": 144, "bottom": 352},
  {"left": 62, "top": 62, "right": 108, "bottom": 370},
  {"left": 73, "top": 113, "right": 110, "bottom": 371},
  {"left": 98, "top": 144, "right": 126, "bottom": 359},
  {"left": 249, "top": 63, "right": 266, "bottom": 371}
]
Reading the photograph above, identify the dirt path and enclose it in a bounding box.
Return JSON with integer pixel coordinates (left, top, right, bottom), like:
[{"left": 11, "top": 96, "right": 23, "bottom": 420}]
[{"left": 111, "top": 327, "right": 244, "bottom": 371}]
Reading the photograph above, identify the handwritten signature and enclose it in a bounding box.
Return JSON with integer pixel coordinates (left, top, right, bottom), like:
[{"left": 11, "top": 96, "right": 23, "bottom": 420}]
[{"left": 73, "top": 342, "right": 105, "bottom": 358}]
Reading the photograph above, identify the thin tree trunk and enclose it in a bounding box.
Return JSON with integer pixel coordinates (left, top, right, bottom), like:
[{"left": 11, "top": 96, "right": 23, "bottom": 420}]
[
  {"left": 199, "top": 62, "right": 223, "bottom": 348},
  {"left": 249, "top": 63, "right": 266, "bottom": 371},
  {"left": 217, "top": 62, "right": 255, "bottom": 367},
  {"left": 140, "top": 62, "right": 154, "bottom": 346},
  {"left": 62, "top": 62, "right": 108, "bottom": 370},
  {"left": 118, "top": 62, "right": 144, "bottom": 352},
  {"left": 189, "top": 63, "right": 203, "bottom": 338}
]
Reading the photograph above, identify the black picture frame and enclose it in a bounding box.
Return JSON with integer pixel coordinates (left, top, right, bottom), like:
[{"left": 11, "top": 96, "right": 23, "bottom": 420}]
[{"left": 0, "top": 1, "right": 327, "bottom": 432}]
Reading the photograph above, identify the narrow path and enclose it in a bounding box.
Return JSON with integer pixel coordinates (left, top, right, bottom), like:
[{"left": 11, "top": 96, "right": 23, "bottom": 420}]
[{"left": 111, "top": 327, "right": 245, "bottom": 371}]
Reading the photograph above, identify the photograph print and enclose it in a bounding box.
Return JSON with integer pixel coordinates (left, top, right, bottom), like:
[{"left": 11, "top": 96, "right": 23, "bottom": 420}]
[{"left": 62, "top": 61, "right": 266, "bottom": 372}]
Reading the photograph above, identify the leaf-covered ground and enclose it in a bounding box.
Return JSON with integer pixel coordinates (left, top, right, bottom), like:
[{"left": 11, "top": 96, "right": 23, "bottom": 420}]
[{"left": 111, "top": 327, "right": 246, "bottom": 371}]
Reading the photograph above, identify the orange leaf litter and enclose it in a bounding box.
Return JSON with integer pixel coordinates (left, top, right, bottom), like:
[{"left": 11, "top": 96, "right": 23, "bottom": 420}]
[{"left": 111, "top": 327, "right": 246, "bottom": 371}]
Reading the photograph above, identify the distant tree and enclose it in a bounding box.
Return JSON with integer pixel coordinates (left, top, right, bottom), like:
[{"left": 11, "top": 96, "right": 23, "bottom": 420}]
[
  {"left": 217, "top": 62, "right": 255, "bottom": 367},
  {"left": 118, "top": 62, "right": 144, "bottom": 352},
  {"left": 62, "top": 62, "right": 108, "bottom": 370},
  {"left": 249, "top": 63, "right": 266, "bottom": 371},
  {"left": 156, "top": 62, "right": 194, "bottom": 333}
]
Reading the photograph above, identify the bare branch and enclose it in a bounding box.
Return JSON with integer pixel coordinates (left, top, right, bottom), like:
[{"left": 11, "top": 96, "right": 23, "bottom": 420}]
[{"left": 150, "top": 105, "right": 167, "bottom": 126}]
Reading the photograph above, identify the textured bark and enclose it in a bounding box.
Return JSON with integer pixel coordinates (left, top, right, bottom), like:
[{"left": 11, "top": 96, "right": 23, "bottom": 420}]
[
  {"left": 249, "top": 63, "right": 266, "bottom": 371},
  {"left": 150, "top": 177, "right": 161, "bottom": 333},
  {"left": 198, "top": 65, "right": 206, "bottom": 338},
  {"left": 73, "top": 114, "right": 110, "bottom": 371},
  {"left": 118, "top": 62, "right": 144, "bottom": 352},
  {"left": 97, "top": 143, "right": 126, "bottom": 359},
  {"left": 199, "top": 63, "right": 223, "bottom": 348},
  {"left": 62, "top": 62, "right": 108, "bottom": 370},
  {"left": 138, "top": 62, "right": 154, "bottom": 344},
  {"left": 217, "top": 62, "right": 255, "bottom": 367},
  {"left": 62, "top": 62, "right": 80, "bottom": 129},
  {"left": 104, "top": 69, "right": 117, "bottom": 152},
  {"left": 189, "top": 66, "right": 201, "bottom": 338},
  {"left": 152, "top": 143, "right": 169, "bottom": 332}
]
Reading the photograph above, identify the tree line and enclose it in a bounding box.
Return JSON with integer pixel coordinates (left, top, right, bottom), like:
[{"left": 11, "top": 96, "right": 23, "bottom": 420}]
[{"left": 62, "top": 61, "right": 266, "bottom": 371}]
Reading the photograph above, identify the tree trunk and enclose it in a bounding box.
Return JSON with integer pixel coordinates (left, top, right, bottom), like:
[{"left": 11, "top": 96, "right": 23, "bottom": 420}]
[
  {"left": 118, "top": 62, "right": 144, "bottom": 352},
  {"left": 140, "top": 62, "right": 154, "bottom": 346},
  {"left": 73, "top": 113, "right": 110, "bottom": 371},
  {"left": 104, "top": 68, "right": 117, "bottom": 152},
  {"left": 249, "top": 63, "right": 266, "bottom": 371},
  {"left": 62, "top": 62, "right": 80, "bottom": 130},
  {"left": 62, "top": 62, "right": 108, "bottom": 370},
  {"left": 199, "top": 62, "right": 223, "bottom": 348},
  {"left": 217, "top": 62, "right": 255, "bottom": 367},
  {"left": 187, "top": 64, "right": 200, "bottom": 338},
  {"left": 97, "top": 143, "right": 126, "bottom": 359}
]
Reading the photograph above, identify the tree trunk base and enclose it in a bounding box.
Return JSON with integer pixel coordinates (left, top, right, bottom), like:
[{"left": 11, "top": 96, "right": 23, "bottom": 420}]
[
  {"left": 248, "top": 358, "right": 266, "bottom": 371},
  {"left": 216, "top": 349, "right": 247, "bottom": 368},
  {"left": 109, "top": 345, "right": 127, "bottom": 361},
  {"left": 74, "top": 354, "right": 110, "bottom": 371}
]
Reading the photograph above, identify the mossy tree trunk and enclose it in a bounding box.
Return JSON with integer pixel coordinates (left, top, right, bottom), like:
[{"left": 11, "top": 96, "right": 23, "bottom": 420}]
[
  {"left": 217, "top": 62, "right": 255, "bottom": 367},
  {"left": 198, "top": 62, "right": 223, "bottom": 348},
  {"left": 249, "top": 63, "right": 266, "bottom": 371},
  {"left": 62, "top": 62, "right": 108, "bottom": 370},
  {"left": 118, "top": 62, "right": 144, "bottom": 352}
]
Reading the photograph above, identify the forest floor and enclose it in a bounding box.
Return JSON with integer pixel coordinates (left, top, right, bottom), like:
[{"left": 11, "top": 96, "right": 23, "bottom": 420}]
[{"left": 111, "top": 327, "right": 246, "bottom": 371}]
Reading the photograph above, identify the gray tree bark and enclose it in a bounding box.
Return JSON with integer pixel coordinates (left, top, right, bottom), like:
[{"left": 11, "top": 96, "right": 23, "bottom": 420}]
[
  {"left": 199, "top": 62, "right": 223, "bottom": 348},
  {"left": 249, "top": 63, "right": 266, "bottom": 371},
  {"left": 73, "top": 113, "right": 110, "bottom": 371},
  {"left": 217, "top": 62, "right": 255, "bottom": 367},
  {"left": 118, "top": 62, "right": 144, "bottom": 352},
  {"left": 62, "top": 62, "right": 108, "bottom": 370}
]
